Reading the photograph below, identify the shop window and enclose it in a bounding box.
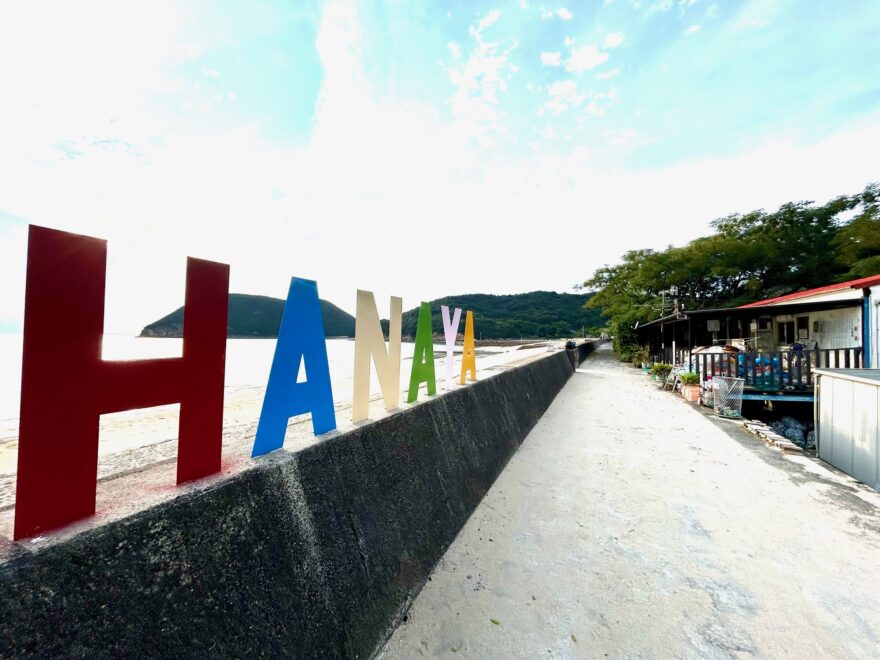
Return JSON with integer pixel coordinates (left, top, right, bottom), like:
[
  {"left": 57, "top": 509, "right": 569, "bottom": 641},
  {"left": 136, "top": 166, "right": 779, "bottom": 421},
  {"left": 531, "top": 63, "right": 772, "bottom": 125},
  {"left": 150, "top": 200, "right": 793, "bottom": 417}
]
[{"left": 797, "top": 316, "right": 809, "bottom": 339}]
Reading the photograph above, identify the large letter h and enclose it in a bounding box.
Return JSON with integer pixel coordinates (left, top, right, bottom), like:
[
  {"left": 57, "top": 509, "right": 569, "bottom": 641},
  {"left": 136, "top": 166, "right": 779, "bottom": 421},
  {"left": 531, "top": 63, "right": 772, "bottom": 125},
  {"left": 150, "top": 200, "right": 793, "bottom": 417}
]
[{"left": 14, "top": 226, "right": 229, "bottom": 539}]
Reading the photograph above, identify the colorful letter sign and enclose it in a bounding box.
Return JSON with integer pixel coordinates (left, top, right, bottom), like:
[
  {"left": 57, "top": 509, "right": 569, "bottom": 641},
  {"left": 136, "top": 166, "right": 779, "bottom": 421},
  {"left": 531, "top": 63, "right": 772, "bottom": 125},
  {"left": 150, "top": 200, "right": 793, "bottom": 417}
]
[
  {"left": 460, "top": 310, "right": 477, "bottom": 384},
  {"left": 407, "top": 302, "right": 437, "bottom": 403},
  {"left": 252, "top": 278, "right": 336, "bottom": 457},
  {"left": 441, "top": 305, "right": 462, "bottom": 391},
  {"left": 352, "top": 290, "right": 402, "bottom": 422},
  {"left": 12, "top": 225, "right": 490, "bottom": 539},
  {"left": 14, "top": 225, "right": 229, "bottom": 540}
]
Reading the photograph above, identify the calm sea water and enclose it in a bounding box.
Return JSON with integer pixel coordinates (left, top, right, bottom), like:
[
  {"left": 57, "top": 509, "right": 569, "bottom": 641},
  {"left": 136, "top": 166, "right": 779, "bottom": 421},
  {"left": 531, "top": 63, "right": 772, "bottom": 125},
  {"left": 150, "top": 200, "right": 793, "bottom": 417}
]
[{"left": 0, "top": 334, "right": 469, "bottom": 425}]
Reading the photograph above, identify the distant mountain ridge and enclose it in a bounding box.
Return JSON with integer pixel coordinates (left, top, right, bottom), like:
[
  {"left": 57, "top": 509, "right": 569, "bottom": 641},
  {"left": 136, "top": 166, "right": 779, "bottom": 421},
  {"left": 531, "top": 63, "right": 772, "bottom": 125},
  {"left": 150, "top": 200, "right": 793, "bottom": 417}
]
[
  {"left": 397, "top": 291, "right": 604, "bottom": 340},
  {"left": 140, "top": 293, "right": 355, "bottom": 338},
  {"left": 140, "top": 290, "right": 605, "bottom": 340}
]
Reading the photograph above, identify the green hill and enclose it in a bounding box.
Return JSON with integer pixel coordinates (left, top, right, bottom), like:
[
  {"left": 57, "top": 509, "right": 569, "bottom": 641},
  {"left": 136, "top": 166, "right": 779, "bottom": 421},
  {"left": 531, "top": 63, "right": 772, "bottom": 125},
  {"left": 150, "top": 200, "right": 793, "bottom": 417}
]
[
  {"left": 140, "top": 293, "right": 355, "bottom": 338},
  {"left": 396, "top": 291, "right": 605, "bottom": 340}
]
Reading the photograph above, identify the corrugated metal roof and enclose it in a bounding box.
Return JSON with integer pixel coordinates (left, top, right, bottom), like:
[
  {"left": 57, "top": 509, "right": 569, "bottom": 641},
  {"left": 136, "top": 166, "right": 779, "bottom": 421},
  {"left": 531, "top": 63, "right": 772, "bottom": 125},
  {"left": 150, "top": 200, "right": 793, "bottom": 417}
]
[
  {"left": 738, "top": 274, "right": 880, "bottom": 308},
  {"left": 684, "top": 298, "right": 861, "bottom": 317}
]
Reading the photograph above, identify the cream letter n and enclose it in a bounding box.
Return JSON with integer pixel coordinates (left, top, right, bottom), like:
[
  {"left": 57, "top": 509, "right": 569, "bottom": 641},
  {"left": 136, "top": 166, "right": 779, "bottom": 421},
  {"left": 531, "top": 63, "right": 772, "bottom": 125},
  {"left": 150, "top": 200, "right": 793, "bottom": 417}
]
[
  {"left": 441, "top": 305, "right": 462, "bottom": 391},
  {"left": 352, "top": 290, "right": 402, "bottom": 422}
]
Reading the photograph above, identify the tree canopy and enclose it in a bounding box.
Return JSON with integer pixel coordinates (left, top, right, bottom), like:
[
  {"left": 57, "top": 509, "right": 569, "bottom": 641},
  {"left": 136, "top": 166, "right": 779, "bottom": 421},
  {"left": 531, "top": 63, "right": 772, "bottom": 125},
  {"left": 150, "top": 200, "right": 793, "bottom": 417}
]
[{"left": 584, "top": 182, "right": 880, "bottom": 358}]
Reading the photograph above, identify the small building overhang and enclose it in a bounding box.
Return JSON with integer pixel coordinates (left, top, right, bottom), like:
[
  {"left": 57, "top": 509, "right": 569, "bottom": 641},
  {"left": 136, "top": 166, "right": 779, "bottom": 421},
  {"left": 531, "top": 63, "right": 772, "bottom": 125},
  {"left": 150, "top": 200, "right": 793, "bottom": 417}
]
[{"left": 683, "top": 298, "right": 861, "bottom": 320}]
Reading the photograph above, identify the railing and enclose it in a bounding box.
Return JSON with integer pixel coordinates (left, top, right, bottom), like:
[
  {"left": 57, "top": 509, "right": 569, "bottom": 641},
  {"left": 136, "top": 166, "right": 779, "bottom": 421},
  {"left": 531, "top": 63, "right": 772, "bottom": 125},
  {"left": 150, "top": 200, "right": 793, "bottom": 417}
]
[
  {"left": 694, "top": 348, "right": 863, "bottom": 391},
  {"left": 654, "top": 347, "right": 692, "bottom": 367}
]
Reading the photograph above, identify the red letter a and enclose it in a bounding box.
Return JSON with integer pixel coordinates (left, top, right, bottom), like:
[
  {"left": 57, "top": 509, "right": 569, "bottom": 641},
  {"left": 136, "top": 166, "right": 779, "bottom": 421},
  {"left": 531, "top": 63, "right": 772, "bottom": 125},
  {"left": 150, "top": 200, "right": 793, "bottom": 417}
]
[{"left": 14, "top": 226, "right": 229, "bottom": 540}]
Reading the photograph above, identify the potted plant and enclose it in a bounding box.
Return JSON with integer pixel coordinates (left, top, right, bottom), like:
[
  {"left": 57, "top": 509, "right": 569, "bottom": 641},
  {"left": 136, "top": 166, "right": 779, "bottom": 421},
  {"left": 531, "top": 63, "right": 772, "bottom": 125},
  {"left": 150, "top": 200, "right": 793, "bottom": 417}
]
[
  {"left": 680, "top": 372, "right": 700, "bottom": 402},
  {"left": 650, "top": 362, "right": 672, "bottom": 383},
  {"left": 632, "top": 346, "right": 650, "bottom": 369}
]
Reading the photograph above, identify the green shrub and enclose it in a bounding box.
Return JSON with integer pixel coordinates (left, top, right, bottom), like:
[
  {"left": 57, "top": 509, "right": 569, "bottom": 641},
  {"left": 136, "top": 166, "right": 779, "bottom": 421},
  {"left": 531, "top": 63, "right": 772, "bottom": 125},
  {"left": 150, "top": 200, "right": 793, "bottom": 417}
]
[
  {"left": 632, "top": 346, "right": 650, "bottom": 366},
  {"left": 680, "top": 372, "right": 700, "bottom": 386},
  {"left": 650, "top": 363, "right": 673, "bottom": 379}
]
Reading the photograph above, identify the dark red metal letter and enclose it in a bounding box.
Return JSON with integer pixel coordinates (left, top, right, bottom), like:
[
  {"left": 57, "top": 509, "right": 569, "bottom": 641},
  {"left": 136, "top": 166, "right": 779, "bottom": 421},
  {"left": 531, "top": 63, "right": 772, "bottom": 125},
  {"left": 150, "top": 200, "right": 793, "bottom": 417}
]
[{"left": 14, "top": 225, "right": 229, "bottom": 539}]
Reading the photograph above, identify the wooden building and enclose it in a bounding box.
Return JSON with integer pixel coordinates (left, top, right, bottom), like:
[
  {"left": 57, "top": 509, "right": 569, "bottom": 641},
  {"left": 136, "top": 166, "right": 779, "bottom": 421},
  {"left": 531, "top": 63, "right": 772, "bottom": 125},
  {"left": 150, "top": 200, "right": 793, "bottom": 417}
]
[{"left": 635, "top": 274, "right": 880, "bottom": 400}]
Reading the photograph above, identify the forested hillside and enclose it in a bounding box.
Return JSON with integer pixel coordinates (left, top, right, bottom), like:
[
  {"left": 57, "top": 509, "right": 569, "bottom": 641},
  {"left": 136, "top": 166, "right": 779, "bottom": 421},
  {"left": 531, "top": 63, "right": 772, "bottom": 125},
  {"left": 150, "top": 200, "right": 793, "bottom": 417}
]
[
  {"left": 141, "top": 293, "right": 355, "bottom": 338},
  {"left": 397, "top": 291, "right": 605, "bottom": 340}
]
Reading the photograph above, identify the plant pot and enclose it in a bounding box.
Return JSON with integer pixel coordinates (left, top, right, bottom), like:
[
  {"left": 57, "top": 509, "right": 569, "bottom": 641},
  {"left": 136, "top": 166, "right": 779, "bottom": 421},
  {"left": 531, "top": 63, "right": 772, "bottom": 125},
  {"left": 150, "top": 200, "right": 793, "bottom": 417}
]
[{"left": 682, "top": 384, "right": 700, "bottom": 402}]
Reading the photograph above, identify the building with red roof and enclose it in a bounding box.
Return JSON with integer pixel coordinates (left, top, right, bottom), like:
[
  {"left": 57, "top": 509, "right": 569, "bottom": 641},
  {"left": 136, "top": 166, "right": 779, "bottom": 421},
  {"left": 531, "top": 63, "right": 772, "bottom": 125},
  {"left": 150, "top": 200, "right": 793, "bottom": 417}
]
[{"left": 635, "top": 274, "right": 879, "bottom": 396}]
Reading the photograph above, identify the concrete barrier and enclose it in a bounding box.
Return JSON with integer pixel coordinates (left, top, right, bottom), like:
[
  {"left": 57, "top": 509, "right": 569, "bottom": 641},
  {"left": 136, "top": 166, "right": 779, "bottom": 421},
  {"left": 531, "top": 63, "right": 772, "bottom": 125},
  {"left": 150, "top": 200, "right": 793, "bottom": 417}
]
[
  {"left": 567, "top": 339, "right": 601, "bottom": 370},
  {"left": 0, "top": 342, "right": 600, "bottom": 658}
]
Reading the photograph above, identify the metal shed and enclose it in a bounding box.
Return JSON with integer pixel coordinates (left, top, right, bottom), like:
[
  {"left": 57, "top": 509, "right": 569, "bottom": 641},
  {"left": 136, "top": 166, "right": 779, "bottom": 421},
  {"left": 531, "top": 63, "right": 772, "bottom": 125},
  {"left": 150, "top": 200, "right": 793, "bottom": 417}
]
[{"left": 815, "top": 369, "right": 880, "bottom": 490}]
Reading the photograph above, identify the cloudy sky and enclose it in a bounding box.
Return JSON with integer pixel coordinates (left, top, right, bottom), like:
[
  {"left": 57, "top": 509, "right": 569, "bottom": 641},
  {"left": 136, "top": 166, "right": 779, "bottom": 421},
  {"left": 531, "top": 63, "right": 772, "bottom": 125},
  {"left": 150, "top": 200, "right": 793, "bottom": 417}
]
[{"left": 1, "top": 0, "right": 879, "bottom": 333}]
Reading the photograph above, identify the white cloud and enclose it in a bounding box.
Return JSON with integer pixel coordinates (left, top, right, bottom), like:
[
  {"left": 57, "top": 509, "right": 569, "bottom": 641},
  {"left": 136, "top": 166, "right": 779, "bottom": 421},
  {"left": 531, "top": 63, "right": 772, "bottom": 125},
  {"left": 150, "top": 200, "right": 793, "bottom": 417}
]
[
  {"left": 566, "top": 44, "right": 608, "bottom": 73},
  {"left": 564, "top": 36, "right": 575, "bottom": 47},
  {"left": 643, "top": 0, "right": 700, "bottom": 16},
  {"left": 592, "top": 88, "right": 619, "bottom": 102},
  {"left": 478, "top": 10, "right": 501, "bottom": 29},
  {"left": 540, "top": 7, "right": 573, "bottom": 20},
  {"left": 540, "top": 51, "right": 562, "bottom": 66},
  {"left": 584, "top": 101, "right": 603, "bottom": 116},
  {"left": 448, "top": 41, "right": 462, "bottom": 58},
  {"left": 603, "top": 32, "right": 625, "bottom": 48},
  {"left": 685, "top": 24, "right": 702, "bottom": 34},
  {"left": 447, "top": 11, "right": 519, "bottom": 143},
  {"left": 581, "top": 88, "right": 620, "bottom": 116},
  {"left": 544, "top": 80, "right": 585, "bottom": 115},
  {"left": 646, "top": 0, "right": 674, "bottom": 13},
  {"left": 596, "top": 67, "right": 621, "bottom": 80},
  {"left": 604, "top": 128, "right": 637, "bottom": 145},
  {"left": 732, "top": 0, "right": 785, "bottom": 30},
  {"left": 519, "top": 0, "right": 529, "bottom": 8},
  {"left": 539, "top": 123, "right": 558, "bottom": 139}
]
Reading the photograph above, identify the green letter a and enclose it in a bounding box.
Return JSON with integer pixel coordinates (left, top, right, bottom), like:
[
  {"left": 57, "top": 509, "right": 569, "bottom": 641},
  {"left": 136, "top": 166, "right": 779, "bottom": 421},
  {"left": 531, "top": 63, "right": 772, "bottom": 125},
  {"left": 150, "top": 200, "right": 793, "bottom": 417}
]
[{"left": 407, "top": 302, "right": 437, "bottom": 403}]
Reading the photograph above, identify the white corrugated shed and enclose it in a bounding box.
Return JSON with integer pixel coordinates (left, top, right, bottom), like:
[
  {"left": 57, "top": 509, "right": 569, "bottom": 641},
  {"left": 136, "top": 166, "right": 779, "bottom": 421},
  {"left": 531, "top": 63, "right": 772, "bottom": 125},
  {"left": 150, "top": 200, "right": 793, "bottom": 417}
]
[{"left": 815, "top": 369, "right": 880, "bottom": 490}]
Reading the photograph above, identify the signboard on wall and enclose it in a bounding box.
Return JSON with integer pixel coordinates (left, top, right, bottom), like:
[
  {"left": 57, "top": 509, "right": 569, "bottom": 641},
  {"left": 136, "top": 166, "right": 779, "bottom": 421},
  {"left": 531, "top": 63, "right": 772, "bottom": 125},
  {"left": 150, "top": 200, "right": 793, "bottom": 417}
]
[{"left": 12, "top": 225, "right": 481, "bottom": 539}]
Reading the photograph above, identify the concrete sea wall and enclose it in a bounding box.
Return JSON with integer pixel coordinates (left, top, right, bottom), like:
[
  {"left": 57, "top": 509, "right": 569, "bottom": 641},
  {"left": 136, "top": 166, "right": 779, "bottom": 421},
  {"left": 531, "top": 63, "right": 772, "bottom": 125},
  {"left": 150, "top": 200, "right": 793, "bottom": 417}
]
[{"left": 0, "top": 341, "right": 600, "bottom": 658}]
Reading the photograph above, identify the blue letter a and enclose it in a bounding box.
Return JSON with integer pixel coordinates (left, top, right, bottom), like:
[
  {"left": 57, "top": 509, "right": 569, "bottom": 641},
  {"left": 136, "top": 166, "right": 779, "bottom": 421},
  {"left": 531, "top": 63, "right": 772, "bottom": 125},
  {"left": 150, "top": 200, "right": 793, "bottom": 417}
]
[{"left": 252, "top": 277, "right": 336, "bottom": 457}]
